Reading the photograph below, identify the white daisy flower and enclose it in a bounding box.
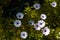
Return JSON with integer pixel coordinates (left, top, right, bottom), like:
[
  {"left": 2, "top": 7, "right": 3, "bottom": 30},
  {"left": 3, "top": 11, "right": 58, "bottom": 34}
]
[
  {"left": 40, "top": 14, "right": 47, "bottom": 20},
  {"left": 16, "top": 12, "right": 24, "bottom": 19},
  {"left": 34, "top": 23, "right": 41, "bottom": 31},
  {"left": 33, "top": 3, "right": 41, "bottom": 10},
  {"left": 13, "top": 20, "right": 21, "bottom": 27},
  {"left": 20, "top": 31, "right": 28, "bottom": 39},
  {"left": 28, "top": 20, "right": 35, "bottom": 25},
  {"left": 42, "top": 27, "right": 50, "bottom": 36},
  {"left": 38, "top": 20, "right": 45, "bottom": 28},
  {"left": 51, "top": 1, "right": 57, "bottom": 7}
]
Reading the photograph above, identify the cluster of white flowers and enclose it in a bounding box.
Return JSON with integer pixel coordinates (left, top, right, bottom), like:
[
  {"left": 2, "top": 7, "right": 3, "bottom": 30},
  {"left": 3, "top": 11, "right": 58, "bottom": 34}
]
[
  {"left": 34, "top": 14, "right": 50, "bottom": 36},
  {"left": 32, "top": 1, "right": 57, "bottom": 36},
  {"left": 33, "top": 2, "right": 57, "bottom": 10},
  {"left": 13, "top": 1, "right": 57, "bottom": 39},
  {"left": 13, "top": 12, "right": 24, "bottom": 27},
  {"left": 13, "top": 12, "right": 28, "bottom": 39},
  {"left": 34, "top": 14, "right": 46, "bottom": 30}
]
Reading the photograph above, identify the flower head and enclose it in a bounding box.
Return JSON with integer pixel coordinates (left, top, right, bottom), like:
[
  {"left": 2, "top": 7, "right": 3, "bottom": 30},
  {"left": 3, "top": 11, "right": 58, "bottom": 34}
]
[
  {"left": 28, "top": 20, "right": 35, "bottom": 25},
  {"left": 34, "top": 23, "right": 41, "bottom": 31},
  {"left": 13, "top": 20, "right": 21, "bottom": 27},
  {"left": 16, "top": 12, "right": 24, "bottom": 19},
  {"left": 42, "top": 27, "right": 50, "bottom": 36},
  {"left": 51, "top": 2, "right": 57, "bottom": 7},
  {"left": 20, "top": 31, "right": 28, "bottom": 39},
  {"left": 38, "top": 20, "right": 45, "bottom": 28},
  {"left": 40, "top": 14, "right": 47, "bottom": 20},
  {"left": 33, "top": 3, "right": 41, "bottom": 10}
]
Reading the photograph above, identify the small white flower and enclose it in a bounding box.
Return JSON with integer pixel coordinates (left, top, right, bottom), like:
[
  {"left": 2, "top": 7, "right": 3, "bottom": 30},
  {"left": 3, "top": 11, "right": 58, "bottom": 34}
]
[
  {"left": 16, "top": 12, "right": 24, "bottom": 19},
  {"left": 51, "top": 2, "right": 57, "bottom": 7},
  {"left": 40, "top": 14, "right": 47, "bottom": 20},
  {"left": 34, "top": 23, "right": 41, "bottom": 31},
  {"left": 42, "top": 27, "right": 50, "bottom": 36},
  {"left": 13, "top": 20, "right": 21, "bottom": 27},
  {"left": 59, "top": 32, "right": 60, "bottom": 35},
  {"left": 20, "top": 31, "right": 28, "bottom": 39},
  {"left": 38, "top": 20, "right": 45, "bottom": 28},
  {"left": 28, "top": 20, "right": 35, "bottom": 25},
  {"left": 33, "top": 3, "right": 41, "bottom": 10}
]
